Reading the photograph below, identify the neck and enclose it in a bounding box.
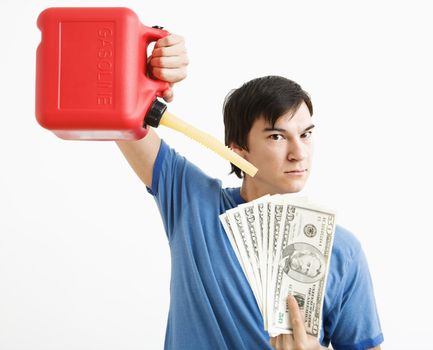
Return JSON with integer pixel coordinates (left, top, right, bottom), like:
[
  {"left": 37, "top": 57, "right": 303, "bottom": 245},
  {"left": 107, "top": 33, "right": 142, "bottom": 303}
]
[{"left": 240, "top": 176, "right": 273, "bottom": 202}]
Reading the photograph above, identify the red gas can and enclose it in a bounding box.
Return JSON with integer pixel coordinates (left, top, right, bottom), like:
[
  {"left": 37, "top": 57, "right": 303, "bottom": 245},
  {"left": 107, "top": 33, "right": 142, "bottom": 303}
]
[{"left": 35, "top": 7, "right": 169, "bottom": 140}]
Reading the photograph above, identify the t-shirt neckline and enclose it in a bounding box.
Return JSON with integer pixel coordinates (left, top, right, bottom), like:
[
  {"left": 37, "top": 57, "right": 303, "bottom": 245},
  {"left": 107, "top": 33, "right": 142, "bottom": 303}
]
[{"left": 233, "top": 187, "right": 246, "bottom": 205}]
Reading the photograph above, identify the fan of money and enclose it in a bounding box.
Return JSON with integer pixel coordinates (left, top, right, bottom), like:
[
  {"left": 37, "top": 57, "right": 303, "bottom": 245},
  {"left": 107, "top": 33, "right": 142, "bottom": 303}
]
[{"left": 219, "top": 194, "right": 336, "bottom": 338}]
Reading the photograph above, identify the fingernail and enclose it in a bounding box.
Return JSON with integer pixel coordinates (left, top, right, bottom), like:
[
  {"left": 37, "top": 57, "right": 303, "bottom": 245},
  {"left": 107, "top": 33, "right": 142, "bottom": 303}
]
[{"left": 288, "top": 294, "right": 295, "bottom": 304}]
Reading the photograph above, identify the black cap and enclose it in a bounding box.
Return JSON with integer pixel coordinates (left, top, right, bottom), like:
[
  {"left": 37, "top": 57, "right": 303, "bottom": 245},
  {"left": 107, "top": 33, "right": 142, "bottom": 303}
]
[{"left": 144, "top": 99, "right": 167, "bottom": 128}]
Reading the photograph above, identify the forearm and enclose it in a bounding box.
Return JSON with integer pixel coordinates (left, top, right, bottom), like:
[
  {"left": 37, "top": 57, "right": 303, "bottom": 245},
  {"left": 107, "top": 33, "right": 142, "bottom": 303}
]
[{"left": 115, "top": 127, "right": 161, "bottom": 187}]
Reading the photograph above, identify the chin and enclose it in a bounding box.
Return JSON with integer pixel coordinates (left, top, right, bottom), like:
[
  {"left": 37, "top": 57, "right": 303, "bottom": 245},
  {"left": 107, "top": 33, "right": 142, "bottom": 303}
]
[
  {"left": 282, "top": 187, "right": 303, "bottom": 194},
  {"left": 271, "top": 186, "right": 303, "bottom": 195},
  {"left": 280, "top": 181, "right": 306, "bottom": 194}
]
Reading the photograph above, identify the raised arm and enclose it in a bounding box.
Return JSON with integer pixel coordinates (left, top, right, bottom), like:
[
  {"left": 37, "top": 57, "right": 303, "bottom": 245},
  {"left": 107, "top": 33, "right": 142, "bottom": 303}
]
[{"left": 116, "top": 34, "right": 188, "bottom": 187}]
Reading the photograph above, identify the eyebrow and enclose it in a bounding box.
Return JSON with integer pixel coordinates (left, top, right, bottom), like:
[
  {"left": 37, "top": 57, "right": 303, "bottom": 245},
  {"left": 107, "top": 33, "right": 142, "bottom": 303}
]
[{"left": 263, "top": 124, "right": 315, "bottom": 133}]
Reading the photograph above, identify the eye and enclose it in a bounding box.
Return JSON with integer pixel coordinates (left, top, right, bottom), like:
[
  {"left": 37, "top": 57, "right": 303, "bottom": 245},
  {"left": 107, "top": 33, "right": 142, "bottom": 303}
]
[
  {"left": 269, "top": 134, "right": 285, "bottom": 141},
  {"left": 301, "top": 131, "right": 313, "bottom": 139}
]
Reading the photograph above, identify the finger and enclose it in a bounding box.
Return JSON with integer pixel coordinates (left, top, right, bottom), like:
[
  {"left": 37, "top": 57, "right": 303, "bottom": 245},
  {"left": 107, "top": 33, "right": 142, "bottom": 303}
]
[
  {"left": 154, "top": 34, "right": 185, "bottom": 49},
  {"left": 269, "top": 336, "right": 277, "bottom": 348},
  {"left": 152, "top": 42, "right": 187, "bottom": 58},
  {"left": 287, "top": 295, "right": 307, "bottom": 344},
  {"left": 162, "top": 87, "right": 174, "bottom": 103},
  {"left": 150, "top": 67, "right": 187, "bottom": 83},
  {"left": 279, "top": 333, "right": 295, "bottom": 350},
  {"left": 277, "top": 335, "right": 284, "bottom": 349},
  {"left": 150, "top": 54, "right": 189, "bottom": 69}
]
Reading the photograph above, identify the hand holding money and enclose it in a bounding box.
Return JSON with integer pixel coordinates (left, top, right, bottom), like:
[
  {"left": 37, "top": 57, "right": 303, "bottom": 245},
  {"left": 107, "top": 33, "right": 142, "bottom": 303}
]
[
  {"left": 270, "top": 295, "right": 326, "bottom": 349},
  {"left": 219, "top": 194, "right": 336, "bottom": 338}
]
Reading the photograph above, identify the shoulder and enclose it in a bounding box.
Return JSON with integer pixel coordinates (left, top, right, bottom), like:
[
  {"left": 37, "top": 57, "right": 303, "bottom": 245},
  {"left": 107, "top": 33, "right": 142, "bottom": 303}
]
[
  {"left": 326, "top": 224, "right": 376, "bottom": 303},
  {"left": 325, "top": 225, "right": 365, "bottom": 303},
  {"left": 149, "top": 139, "right": 223, "bottom": 196},
  {"left": 332, "top": 225, "right": 362, "bottom": 264}
]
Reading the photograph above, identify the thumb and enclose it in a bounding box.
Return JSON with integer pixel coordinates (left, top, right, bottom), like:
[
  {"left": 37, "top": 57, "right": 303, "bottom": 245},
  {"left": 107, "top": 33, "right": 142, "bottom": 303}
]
[{"left": 162, "top": 84, "right": 174, "bottom": 103}]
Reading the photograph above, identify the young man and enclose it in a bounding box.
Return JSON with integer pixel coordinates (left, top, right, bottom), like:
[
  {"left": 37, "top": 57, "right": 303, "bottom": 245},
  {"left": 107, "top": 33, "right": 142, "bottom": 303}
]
[{"left": 116, "top": 34, "right": 383, "bottom": 350}]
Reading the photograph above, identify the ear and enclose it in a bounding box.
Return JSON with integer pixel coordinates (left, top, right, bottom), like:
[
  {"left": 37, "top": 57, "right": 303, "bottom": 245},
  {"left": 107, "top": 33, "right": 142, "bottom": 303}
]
[{"left": 229, "top": 142, "right": 248, "bottom": 157}]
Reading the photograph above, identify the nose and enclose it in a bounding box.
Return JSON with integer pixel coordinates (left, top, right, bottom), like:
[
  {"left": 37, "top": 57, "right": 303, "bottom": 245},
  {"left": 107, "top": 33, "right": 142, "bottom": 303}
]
[{"left": 287, "top": 138, "right": 306, "bottom": 161}]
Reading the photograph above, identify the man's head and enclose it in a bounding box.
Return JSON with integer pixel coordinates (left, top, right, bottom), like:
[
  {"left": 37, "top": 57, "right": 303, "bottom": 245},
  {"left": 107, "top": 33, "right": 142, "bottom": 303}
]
[{"left": 223, "top": 76, "right": 314, "bottom": 195}]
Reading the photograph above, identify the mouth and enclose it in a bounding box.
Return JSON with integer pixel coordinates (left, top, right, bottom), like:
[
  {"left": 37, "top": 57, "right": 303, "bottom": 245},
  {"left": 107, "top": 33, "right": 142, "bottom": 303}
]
[{"left": 284, "top": 169, "right": 307, "bottom": 175}]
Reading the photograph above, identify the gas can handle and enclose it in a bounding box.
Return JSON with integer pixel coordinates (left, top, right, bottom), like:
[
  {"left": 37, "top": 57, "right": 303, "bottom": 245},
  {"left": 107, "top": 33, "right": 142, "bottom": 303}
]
[{"left": 141, "top": 25, "right": 170, "bottom": 97}]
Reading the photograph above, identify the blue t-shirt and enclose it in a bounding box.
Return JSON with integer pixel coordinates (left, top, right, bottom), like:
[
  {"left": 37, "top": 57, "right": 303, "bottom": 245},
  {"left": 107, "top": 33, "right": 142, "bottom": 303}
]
[{"left": 146, "top": 140, "right": 383, "bottom": 350}]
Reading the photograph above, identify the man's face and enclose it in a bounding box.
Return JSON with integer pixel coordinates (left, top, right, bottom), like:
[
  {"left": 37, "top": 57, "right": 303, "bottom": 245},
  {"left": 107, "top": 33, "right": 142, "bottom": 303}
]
[{"left": 236, "top": 102, "right": 314, "bottom": 194}]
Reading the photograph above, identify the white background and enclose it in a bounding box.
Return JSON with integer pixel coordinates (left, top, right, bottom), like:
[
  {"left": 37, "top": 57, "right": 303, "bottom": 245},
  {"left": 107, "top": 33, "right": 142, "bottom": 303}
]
[{"left": 1, "top": 0, "right": 432, "bottom": 349}]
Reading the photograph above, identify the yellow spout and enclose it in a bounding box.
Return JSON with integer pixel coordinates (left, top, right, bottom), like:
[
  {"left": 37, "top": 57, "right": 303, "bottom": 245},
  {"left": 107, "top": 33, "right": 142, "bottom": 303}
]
[{"left": 159, "top": 111, "right": 258, "bottom": 177}]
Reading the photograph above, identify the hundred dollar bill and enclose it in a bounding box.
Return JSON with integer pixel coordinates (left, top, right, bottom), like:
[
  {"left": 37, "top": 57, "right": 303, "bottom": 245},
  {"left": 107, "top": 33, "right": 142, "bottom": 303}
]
[{"left": 269, "top": 204, "right": 336, "bottom": 338}]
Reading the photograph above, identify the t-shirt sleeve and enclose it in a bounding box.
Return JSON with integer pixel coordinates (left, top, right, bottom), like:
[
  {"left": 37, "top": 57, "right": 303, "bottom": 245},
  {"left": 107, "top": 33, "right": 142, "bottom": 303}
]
[
  {"left": 327, "top": 246, "right": 384, "bottom": 350},
  {"left": 146, "top": 139, "right": 221, "bottom": 241}
]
